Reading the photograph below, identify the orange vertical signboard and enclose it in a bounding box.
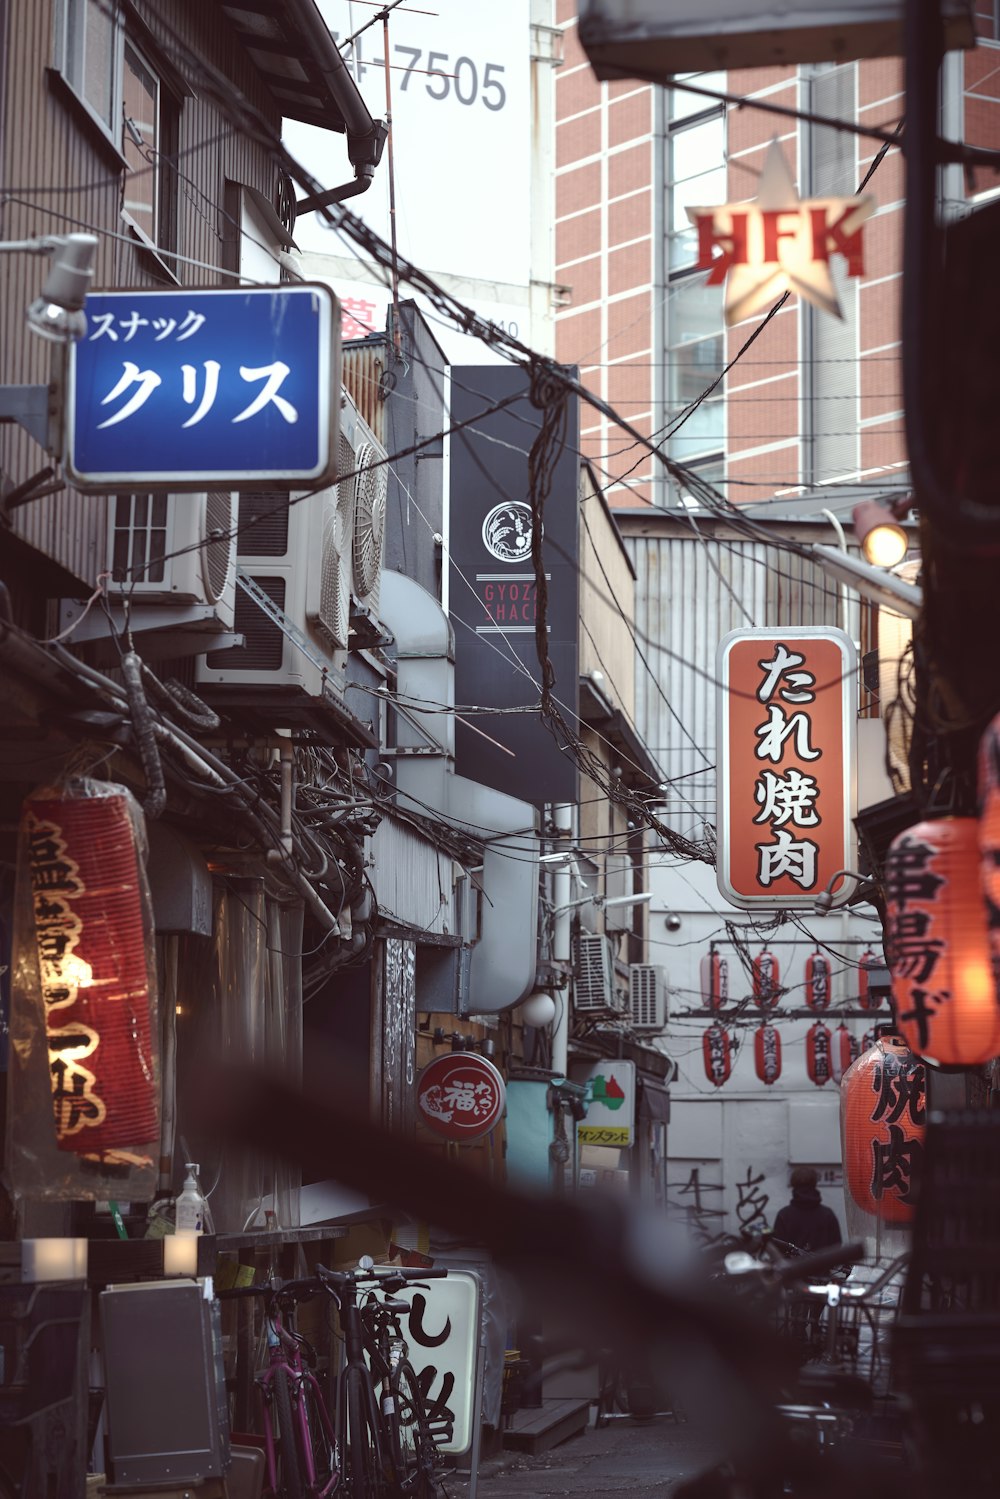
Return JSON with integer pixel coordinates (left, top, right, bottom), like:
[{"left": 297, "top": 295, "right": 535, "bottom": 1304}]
[{"left": 717, "top": 629, "right": 857, "bottom": 908}]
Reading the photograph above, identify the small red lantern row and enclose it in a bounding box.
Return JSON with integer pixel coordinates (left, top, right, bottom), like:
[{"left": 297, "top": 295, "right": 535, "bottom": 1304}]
[
  {"left": 842, "top": 1033, "right": 925, "bottom": 1223},
  {"left": 805, "top": 950, "right": 832, "bottom": 1011},
  {"left": 857, "top": 949, "right": 883, "bottom": 1010},
  {"left": 754, "top": 1023, "right": 781, "bottom": 1085},
  {"left": 885, "top": 817, "right": 1000, "bottom": 1066},
  {"left": 752, "top": 950, "right": 780, "bottom": 1008},
  {"left": 806, "top": 1021, "right": 832, "bottom": 1087},
  {"left": 700, "top": 951, "right": 728, "bottom": 1011},
  {"left": 831, "top": 1023, "right": 859, "bottom": 1083},
  {"left": 703, "top": 1023, "right": 731, "bottom": 1087}
]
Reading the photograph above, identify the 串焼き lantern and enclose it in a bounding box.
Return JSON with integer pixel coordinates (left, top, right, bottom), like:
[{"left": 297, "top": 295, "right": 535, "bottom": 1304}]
[
  {"left": 841, "top": 1032, "right": 925, "bottom": 1224},
  {"left": 754, "top": 1023, "right": 781, "bottom": 1085},
  {"left": 857, "top": 949, "right": 882, "bottom": 1010},
  {"left": 806, "top": 1021, "right": 832, "bottom": 1086},
  {"left": 978, "top": 715, "right": 1000, "bottom": 992},
  {"left": 805, "top": 951, "right": 832, "bottom": 1011},
  {"left": 753, "top": 950, "right": 780, "bottom": 1008},
  {"left": 700, "top": 951, "right": 728, "bottom": 1011},
  {"left": 884, "top": 817, "right": 1000, "bottom": 1065},
  {"left": 703, "top": 1023, "right": 731, "bottom": 1087},
  {"left": 22, "top": 783, "right": 159, "bottom": 1158},
  {"left": 831, "top": 1023, "right": 859, "bottom": 1083}
]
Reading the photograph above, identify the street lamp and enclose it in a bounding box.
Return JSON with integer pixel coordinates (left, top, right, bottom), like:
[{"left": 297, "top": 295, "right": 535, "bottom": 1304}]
[
  {"left": 23, "top": 234, "right": 98, "bottom": 342},
  {"left": 852, "top": 498, "right": 909, "bottom": 568}
]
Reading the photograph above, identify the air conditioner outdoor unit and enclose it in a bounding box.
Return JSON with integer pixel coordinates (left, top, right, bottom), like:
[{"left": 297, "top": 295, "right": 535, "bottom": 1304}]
[
  {"left": 195, "top": 392, "right": 387, "bottom": 726},
  {"left": 573, "top": 933, "right": 618, "bottom": 1014},
  {"left": 106, "top": 490, "right": 237, "bottom": 628},
  {"left": 629, "top": 964, "right": 666, "bottom": 1031},
  {"left": 55, "top": 491, "right": 239, "bottom": 662}
]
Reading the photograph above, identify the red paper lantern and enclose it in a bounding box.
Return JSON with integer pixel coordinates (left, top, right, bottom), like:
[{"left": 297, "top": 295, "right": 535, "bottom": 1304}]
[
  {"left": 754, "top": 1023, "right": 782, "bottom": 1085},
  {"left": 752, "top": 950, "right": 780, "bottom": 1008},
  {"left": 805, "top": 951, "right": 832, "bottom": 1012},
  {"left": 700, "top": 951, "right": 728, "bottom": 1011},
  {"left": 885, "top": 817, "right": 1000, "bottom": 1065},
  {"left": 703, "top": 1023, "right": 731, "bottom": 1087},
  {"left": 830, "top": 1023, "right": 858, "bottom": 1083},
  {"left": 23, "top": 787, "right": 158, "bottom": 1157},
  {"left": 841, "top": 1033, "right": 925, "bottom": 1223},
  {"left": 806, "top": 1021, "right": 833, "bottom": 1086},
  {"left": 978, "top": 716, "right": 1000, "bottom": 989},
  {"left": 857, "top": 949, "right": 882, "bottom": 1010}
]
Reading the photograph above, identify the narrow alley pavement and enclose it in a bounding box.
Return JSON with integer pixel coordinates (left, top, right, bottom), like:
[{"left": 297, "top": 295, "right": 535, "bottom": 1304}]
[{"left": 448, "top": 1416, "right": 726, "bottom": 1499}]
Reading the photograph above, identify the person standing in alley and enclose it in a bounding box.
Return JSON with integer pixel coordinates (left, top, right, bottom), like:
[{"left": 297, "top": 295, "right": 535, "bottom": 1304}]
[{"left": 772, "top": 1166, "right": 842, "bottom": 1253}]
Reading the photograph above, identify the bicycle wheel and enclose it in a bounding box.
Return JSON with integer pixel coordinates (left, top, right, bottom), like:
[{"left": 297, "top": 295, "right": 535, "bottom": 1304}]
[
  {"left": 388, "top": 1360, "right": 441, "bottom": 1499},
  {"left": 302, "top": 1377, "right": 337, "bottom": 1496},
  {"left": 272, "top": 1367, "right": 305, "bottom": 1499},
  {"left": 346, "top": 1365, "right": 384, "bottom": 1498}
]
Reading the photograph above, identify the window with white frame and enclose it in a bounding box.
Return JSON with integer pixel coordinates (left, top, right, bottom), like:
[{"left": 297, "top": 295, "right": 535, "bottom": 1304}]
[
  {"left": 57, "top": 0, "right": 179, "bottom": 262},
  {"left": 664, "top": 79, "right": 727, "bottom": 474},
  {"left": 58, "top": 0, "right": 122, "bottom": 132}
]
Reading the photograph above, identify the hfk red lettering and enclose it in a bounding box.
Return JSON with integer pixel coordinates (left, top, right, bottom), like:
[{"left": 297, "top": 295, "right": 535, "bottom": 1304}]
[
  {"left": 762, "top": 210, "right": 800, "bottom": 263},
  {"left": 695, "top": 212, "right": 749, "bottom": 283},
  {"left": 809, "top": 206, "right": 865, "bottom": 276}
]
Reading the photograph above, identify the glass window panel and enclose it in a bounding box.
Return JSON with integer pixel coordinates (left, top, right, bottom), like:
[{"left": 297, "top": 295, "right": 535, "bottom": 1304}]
[
  {"left": 83, "top": 0, "right": 115, "bottom": 125},
  {"left": 669, "top": 116, "right": 725, "bottom": 269},
  {"left": 668, "top": 72, "right": 725, "bottom": 122},
  {"left": 668, "top": 398, "right": 724, "bottom": 462},
  {"left": 123, "top": 42, "right": 159, "bottom": 239}
]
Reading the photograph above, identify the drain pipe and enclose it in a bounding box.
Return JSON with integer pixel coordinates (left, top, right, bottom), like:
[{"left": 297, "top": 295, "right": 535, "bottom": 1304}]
[{"left": 550, "top": 803, "right": 574, "bottom": 1079}]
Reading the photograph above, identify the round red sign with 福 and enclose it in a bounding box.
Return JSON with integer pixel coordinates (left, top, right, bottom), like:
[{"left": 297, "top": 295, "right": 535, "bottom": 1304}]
[{"left": 416, "top": 1053, "right": 507, "bottom": 1142}]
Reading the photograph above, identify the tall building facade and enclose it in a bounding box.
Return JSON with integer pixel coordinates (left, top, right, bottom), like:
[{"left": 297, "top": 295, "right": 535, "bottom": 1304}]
[{"left": 551, "top": 4, "right": 1000, "bottom": 1236}]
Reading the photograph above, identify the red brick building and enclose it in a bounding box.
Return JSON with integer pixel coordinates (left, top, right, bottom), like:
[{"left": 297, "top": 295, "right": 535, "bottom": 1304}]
[{"left": 553, "top": 1, "right": 1000, "bottom": 511}]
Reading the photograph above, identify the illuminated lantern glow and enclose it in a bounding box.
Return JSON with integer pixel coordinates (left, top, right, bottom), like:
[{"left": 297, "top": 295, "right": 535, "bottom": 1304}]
[
  {"left": 857, "top": 949, "right": 882, "bottom": 1010},
  {"left": 805, "top": 951, "right": 832, "bottom": 1012},
  {"left": 700, "top": 951, "right": 728, "bottom": 1011},
  {"left": 703, "top": 1023, "right": 731, "bottom": 1087},
  {"left": 830, "top": 1023, "right": 859, "bottom": 1084},
  {"left": 806, "top": 1021, "right": 833, "bottom": 1086},
  {"left": 23, "top": 788, "right": 158, "bottom": 1157},
  {"left": 752, "top": 950, "right": 780, "bottom": 1009},
  {"left": 884, "top": 817, "right": 1000, "bottom": 1066},
  {"left": 754, "top": 1024, "right": 782, "bottom": 1086},
  {"left": 841, "top": 1033, "right": 925, "bottom": 1224}
]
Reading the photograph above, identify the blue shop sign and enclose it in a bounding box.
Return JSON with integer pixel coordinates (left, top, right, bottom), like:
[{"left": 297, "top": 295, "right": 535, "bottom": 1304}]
[{"left": 66, "top": 284, "right": 340, "bottom": 490}]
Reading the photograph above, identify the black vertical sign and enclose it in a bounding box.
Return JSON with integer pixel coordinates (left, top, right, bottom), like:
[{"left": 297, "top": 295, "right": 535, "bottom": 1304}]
[{"left": 449, "top": 366, "right": 579, "bottom": 806}]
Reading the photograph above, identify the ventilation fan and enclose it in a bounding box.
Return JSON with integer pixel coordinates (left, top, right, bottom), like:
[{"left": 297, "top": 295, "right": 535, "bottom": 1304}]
[
  {"left": 316, "top": 431, "right": 356, "bottom": 648},
  {"left": 351, "top": 439, "right": 387, "bottom": 615}
]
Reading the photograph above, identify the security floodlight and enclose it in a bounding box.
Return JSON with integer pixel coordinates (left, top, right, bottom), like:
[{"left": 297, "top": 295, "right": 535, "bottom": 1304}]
[{"left": 26, "top": 234, "right": 98, "bottom": 343}]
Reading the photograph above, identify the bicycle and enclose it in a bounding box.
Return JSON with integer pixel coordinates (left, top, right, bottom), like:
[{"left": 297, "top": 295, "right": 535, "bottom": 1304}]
[
  {"left": 314, "top": 1257, "right": 449, "bottom": 1499},
  {"left": 220, "top": 1279, "right": 338, "bottom": 1499}
]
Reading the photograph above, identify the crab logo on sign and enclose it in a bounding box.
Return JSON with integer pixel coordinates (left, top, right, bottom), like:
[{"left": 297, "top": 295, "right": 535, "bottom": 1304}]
[
  {"left": 482, "top": 501, "right": 533, "bottom": 563},
  {"left": 416, "top": 1053, "right": 506, "bottom": 1143}
]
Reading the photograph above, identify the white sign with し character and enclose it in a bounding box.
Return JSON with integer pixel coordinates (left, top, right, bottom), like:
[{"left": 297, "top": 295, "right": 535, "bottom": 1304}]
[{"left": 577, "top": 1059, "right": 636, "bottom": 1148}]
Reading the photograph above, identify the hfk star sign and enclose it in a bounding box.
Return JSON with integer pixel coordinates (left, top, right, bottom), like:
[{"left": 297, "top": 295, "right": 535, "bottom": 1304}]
[{"left": 688, "top": 140, "right": 875, "bottom": 326}]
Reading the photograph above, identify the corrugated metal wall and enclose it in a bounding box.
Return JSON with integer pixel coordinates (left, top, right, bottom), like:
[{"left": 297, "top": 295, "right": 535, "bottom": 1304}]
[
  {"left": 342, "top": 342, "right": 388, "bottom": 446},
  {"left": 1, "top": 0, "right": 282, "bottom": 588},
  {"left": 370, "top": 812, "right": 455, "bottom": 936},
  {"left": 626, "top": 530, "right": 859, "bottom": 837}
]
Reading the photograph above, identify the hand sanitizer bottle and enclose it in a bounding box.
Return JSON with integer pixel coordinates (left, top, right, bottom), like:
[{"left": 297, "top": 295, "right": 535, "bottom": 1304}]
[{"left": 175, "top": 1162, "right": 206, "bottom": 1234}]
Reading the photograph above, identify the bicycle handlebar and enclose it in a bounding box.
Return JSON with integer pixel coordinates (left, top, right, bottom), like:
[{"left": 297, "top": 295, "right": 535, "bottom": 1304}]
[
  {"left": 773, "top": 1239, "right": 865, "bottom": 1286},
  {"left": 314, "top": 1261, "right": 449, "bottom": 1290}
]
